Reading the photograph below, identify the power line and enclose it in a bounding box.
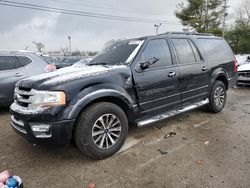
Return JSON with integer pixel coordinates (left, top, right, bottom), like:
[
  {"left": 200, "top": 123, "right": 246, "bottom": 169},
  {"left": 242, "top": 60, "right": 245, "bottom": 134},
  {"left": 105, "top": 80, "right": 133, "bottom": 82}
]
[
  {"left": 71, "top": 0, "right": 175, "bottom": 14},
  {"left": 48, "top": 0, "right": 173, "bottom": 16},
  {"left": 0, "top": 0, "right": 181, "bottom": 25}
]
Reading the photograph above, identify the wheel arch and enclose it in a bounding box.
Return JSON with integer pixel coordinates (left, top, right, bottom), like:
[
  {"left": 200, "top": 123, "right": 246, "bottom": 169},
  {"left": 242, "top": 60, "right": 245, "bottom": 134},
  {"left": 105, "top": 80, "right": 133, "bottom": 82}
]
[
  {"left": 210, "top": 69, "right": 229, "bottom": 90},
  {"left": 66, "top": 88, "right": 138, "bottom": 122}
]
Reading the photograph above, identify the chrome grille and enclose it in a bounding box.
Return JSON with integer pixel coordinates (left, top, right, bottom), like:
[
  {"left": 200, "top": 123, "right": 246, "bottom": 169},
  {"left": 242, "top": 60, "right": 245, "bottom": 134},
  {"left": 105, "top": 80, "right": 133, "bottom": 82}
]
[
  {"left": 238, "top": 71, "right": 250, "bottom": 78},
  {"left": 14, "top": 86, "right": 33, "bottom": 108}
]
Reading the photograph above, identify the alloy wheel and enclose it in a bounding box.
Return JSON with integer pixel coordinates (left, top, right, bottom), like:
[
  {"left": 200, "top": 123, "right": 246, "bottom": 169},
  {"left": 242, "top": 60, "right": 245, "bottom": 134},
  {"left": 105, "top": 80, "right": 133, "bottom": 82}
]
[{"left": 92, "top": 114, "right": 122, "bottom": 149}]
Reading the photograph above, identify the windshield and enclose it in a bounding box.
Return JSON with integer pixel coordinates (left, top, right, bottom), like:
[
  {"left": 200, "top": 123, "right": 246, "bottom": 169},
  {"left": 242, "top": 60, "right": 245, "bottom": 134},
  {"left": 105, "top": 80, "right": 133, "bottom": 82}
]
[
  {"left": 88, "top": 39, "right": 144, "bottom": 66},
  {"left": 73, "top": 58, "right": 93, "bottom": 68}
]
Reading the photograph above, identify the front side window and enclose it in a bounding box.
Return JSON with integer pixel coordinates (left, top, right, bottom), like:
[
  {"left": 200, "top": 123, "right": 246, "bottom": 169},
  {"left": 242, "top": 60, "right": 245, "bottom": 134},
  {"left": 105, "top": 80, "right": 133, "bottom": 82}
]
[
  {"left": 0, "top": 56, "right": 17, "bottom": 71},
  {"left": 88, "top": 40, "right": 144, "bottom": 66},
  {"left": 172, "top": 38, "right": 196, "bottom": 65},
  {"left": 139, "top": 39, "right": 172, "bottom": 69}
]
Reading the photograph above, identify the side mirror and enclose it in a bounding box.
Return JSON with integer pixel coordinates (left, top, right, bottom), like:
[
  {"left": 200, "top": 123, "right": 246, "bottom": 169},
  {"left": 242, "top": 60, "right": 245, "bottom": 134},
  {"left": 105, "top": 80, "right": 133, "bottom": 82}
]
[{"left": 139, "top": 57, "right": 159, "bottom": 70}]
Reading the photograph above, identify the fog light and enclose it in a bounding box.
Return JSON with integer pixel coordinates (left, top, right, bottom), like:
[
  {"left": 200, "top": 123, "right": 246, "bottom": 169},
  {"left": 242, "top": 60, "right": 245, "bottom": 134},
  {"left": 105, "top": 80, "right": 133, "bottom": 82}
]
[
  {"left": 30, "top": 123, "right": 52, "bottom": 138},
  {"left": 31, "top": 125, "right": 50, "bottom": 132}
]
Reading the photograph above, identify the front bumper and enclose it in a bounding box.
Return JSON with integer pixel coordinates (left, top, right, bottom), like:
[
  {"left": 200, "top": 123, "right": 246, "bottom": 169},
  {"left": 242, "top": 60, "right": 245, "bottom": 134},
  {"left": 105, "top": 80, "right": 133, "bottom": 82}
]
[
  {"left": 237, "top": 73, "right": 250, "bottom": 85},
  {"left": 10, "top": 103, "right": 75, "bottom": 145}
]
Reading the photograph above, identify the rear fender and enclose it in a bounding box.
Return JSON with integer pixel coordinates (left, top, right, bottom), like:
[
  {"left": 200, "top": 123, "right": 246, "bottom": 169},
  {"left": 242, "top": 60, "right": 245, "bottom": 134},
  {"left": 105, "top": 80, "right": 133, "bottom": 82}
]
[{"left": 210, "top": 68, "right": 229, "bottom": 91}]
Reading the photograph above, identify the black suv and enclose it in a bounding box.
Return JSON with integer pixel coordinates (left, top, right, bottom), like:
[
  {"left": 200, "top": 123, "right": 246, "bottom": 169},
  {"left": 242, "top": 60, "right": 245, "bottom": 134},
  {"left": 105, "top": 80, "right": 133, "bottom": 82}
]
[{"left": 10, "top": 32, "right": 238, "bottom": 159}]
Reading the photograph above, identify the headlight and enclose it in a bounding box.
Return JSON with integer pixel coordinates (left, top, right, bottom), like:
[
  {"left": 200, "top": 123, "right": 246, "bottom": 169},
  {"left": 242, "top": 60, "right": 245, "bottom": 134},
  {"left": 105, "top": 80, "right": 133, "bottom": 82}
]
[{"left": 28, "top": 90, "right": 66, "bottom": 110}]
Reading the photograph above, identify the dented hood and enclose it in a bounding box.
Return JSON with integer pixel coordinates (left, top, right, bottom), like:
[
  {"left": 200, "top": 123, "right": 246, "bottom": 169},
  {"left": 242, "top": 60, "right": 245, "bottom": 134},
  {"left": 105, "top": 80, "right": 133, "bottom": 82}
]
[{"left": 16, "top": 65, "right": 130, "bottom": 89}]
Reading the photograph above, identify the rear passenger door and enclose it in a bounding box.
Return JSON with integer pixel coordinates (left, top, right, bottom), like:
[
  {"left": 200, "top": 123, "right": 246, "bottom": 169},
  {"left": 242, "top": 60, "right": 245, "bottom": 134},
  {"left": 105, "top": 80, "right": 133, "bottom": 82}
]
[
  {"left": 0, "top": 56, "right": 27, "bottom": 104},
  {"left": 171, "top": 38, "right": 209, "bottom": 106},
  {"left": 132, "top": 38, "right": 181, "bottom": 114}
]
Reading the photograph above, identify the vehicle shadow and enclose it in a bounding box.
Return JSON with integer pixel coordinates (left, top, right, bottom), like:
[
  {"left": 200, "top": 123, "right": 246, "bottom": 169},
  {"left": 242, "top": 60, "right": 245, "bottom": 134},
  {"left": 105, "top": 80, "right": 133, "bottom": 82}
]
[{"left": 0, "top": 106, "right": 10, "bottom": 115}]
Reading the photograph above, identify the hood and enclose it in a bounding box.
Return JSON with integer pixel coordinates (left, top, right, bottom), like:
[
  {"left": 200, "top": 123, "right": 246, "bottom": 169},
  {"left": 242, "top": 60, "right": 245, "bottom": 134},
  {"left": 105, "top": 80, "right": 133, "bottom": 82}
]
[
  {"left": 17, "top": 65, "right": 128, "bottom": 89},
  {"left": 238, "top": 63, "right": 250, "bottom": 72}
]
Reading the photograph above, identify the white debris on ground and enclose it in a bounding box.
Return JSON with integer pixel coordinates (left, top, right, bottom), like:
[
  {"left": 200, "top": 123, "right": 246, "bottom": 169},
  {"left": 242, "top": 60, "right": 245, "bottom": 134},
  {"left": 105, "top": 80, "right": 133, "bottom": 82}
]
[{"left": 235, "top": 54, "right": 250, "bottom": 66}]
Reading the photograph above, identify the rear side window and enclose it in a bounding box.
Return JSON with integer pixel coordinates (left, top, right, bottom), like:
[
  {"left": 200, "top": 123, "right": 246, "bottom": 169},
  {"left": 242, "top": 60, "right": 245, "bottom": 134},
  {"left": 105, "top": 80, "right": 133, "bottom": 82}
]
[
  {"left": 196, "top": 38, "right": 233, "bottom": 61},
  {"left": 172, "top": 38, "right": 196, "bottom": 65},
  {"left": 139, "top": 39, "right": 172, "bottom": 69},
  {"left": 189, "top": 40, "right": 202, "bottom": 62},
  {"left": 0, "top": 56, "right": 17, "bottom": 71},
  {"left": 17, "top": 56, "right": 33, "bottom": 66}
]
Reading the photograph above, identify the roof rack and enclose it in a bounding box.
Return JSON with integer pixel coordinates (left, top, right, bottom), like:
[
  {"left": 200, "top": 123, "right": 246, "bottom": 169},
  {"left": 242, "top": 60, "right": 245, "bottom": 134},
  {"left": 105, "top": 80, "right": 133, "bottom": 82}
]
[
  {"left": 162, "top": 32, "right": 213, "bottom": 36},
  {"left": 0, "top": 50, "right": 37, "bottom": 53}
]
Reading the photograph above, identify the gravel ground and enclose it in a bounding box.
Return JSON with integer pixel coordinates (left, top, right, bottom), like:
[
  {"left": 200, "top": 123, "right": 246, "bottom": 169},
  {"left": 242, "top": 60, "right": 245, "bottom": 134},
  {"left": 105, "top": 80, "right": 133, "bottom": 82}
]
[{"left": 0, "top": 87, "right": 250, "bottom": 188}]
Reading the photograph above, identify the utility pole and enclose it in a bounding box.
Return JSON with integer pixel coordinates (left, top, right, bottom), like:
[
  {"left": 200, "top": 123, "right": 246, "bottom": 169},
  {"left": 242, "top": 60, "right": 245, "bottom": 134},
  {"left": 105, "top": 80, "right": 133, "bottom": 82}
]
[
  {"left": 222, "top": 0, "right": 229, "bottom": 36},
  {"left": 154, "top": 23, "right": 162, "bottom": 35},
  {"left": 68, "top": 36, "right": 71, "bottom": 55}
]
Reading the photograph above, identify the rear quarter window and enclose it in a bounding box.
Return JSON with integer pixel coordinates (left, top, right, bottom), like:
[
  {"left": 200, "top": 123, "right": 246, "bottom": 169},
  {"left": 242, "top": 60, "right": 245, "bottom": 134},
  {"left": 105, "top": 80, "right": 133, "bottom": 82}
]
[
  {"left": 196, "top": 38, "right": 233, "bottom": 62},
  {"left": 16, "top": 56, "right": 33, "bottom": 66}
]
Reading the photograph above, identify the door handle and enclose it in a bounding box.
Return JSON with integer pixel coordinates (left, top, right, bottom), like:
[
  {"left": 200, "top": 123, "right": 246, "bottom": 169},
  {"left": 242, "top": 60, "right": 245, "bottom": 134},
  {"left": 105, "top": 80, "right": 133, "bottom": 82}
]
[
  {"left": 202, "top": 66, "right": 208, "bottom": 71},
  {"left": 14, "top": 73, "right": 23, "bottom": 77},
  {"left": 168, "top": 72, "right": 176, "bottom": 78}
]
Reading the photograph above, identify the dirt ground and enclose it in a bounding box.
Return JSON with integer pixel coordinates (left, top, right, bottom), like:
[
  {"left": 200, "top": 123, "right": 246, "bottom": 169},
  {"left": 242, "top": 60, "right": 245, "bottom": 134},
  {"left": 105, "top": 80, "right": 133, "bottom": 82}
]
[{"left": 0, "top": 87, "right": 250, "bottom": 188}]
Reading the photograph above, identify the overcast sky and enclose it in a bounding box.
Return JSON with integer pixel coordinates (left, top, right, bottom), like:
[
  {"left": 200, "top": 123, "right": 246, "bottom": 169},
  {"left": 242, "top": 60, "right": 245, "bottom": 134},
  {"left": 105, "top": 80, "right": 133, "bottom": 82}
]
[{"left": 0, "top": 0, "right": 245, "bottom": 52}]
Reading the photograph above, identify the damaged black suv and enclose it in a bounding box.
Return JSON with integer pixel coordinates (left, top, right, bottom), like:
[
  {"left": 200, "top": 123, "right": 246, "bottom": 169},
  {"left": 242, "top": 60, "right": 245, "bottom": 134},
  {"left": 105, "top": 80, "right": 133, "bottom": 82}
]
[{"left": 10, "top": 32, "right": 238, "bottom": 159}]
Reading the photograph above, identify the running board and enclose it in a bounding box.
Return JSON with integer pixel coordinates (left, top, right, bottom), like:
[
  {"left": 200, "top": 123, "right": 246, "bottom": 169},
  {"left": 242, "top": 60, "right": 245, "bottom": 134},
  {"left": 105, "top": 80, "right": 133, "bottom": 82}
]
[{"left": 137, "top": 99, "right": 209, "bottom": 127}]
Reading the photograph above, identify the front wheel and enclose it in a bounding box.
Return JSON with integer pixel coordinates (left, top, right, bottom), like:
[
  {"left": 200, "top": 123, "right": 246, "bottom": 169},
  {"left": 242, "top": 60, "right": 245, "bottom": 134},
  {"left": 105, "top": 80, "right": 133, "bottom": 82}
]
[
  {"left": 74, "top": 102, "right": 128, "bottom": 160},
  {"left": 207, "top": 81, "right": 227, "bottom": 113}
]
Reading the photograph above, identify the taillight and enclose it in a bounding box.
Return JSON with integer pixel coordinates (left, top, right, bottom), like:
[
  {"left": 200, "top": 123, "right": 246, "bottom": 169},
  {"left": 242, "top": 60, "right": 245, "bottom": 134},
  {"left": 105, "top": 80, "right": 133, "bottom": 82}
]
[
  {"left": 44, "top": 64, "right": 56, "bottom": 73},
  {"left": 233, "top": 57, "right": 238, "bottom": 72}
]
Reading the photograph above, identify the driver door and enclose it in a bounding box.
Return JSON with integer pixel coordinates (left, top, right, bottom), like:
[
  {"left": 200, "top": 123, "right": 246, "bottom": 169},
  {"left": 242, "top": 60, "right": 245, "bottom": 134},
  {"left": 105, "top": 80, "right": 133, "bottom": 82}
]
[{"left": 132, "top": 38, "right": 181, "bottom": 114}]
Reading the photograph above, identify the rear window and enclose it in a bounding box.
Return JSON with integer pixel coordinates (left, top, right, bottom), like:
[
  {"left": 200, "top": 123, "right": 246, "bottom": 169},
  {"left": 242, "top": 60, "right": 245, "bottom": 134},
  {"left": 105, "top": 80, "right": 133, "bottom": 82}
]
[
  {"left": 17, "top": 56, "right": 33, "bottom": 66},
  {"left": 196, "top": 38, "right": 233, "bottom": 61},
  {"left": 0, "top": 56, "right": 17, "bottom": 71}
]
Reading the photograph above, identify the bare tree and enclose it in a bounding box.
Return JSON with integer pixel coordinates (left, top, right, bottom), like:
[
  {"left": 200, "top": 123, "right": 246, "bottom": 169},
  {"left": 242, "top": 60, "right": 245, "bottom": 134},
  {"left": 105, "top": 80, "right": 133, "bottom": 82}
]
[
  {"left": 32, "top": 41, "right": 45, "bottom": 52},
  {"left": 234, "top": 0, "right": 250, "bottom": 25},
  {"left": 60, "top": 47, "right": 69, "bottom": 57}
]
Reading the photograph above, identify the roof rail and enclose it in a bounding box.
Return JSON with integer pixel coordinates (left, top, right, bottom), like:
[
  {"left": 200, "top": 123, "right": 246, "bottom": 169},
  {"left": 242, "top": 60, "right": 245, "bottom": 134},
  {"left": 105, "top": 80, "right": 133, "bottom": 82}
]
[{"left": 163, "top": 32, "right": 213, "bottom": 36}]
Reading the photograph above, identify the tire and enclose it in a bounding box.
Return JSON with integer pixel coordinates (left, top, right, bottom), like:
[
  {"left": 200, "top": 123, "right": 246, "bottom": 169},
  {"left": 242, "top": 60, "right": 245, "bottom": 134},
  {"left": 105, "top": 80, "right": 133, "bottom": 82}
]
[
  {"left": 74, "top": 102, "right": 128, "bottom": 160},
  {"left": 207, "top": 81, "right": 227, "bottom": 113}
]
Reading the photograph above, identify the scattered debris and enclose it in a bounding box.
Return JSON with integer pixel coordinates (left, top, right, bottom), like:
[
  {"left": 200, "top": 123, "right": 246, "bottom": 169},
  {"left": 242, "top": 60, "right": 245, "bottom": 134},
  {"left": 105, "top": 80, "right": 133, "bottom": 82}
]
[
  {"left": 88, "top": 183, "right": 96, "bottom": 188},
  {"left": 204, "top": 141, "right": 210, "bottom": 145},
  {"left": 196, "top": 160, "right": 204, "bottom": 165},
  {"left": 193, "top": 121, "right": 209, "bottom": 128},
  {"left": 182, "top": 138, "right": 188, "bottom": 140},
  {"left": 231, "top": 106, "right": 237, "bottom": 111},
  {"left": 164, "top": 132, "right": 176, "bottom": 139},
  {"left": 157, "top": 149, "right": 168, "bottom": 155},
  {"left": 0, "top": 170, "right": 23, "bottom": 188}
]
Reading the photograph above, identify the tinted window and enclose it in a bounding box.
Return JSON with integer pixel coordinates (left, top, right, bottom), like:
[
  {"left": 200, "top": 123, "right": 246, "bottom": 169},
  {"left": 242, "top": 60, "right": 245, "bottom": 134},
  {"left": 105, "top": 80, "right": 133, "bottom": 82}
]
[
  {"left": 196, "top": 38, "right": 233, "bottom": 61},
  {"left": 0, "top": 56, "right": 17, "bottom": 71},
  {"left": 172, "top": 38, "right": 196, "bottom": 65},
  {"left": 17, "top": 56, "right": 33, "bottom": 66},
  {"left": 189, "top": 40, "right": 202, "bottom": 62},
  {"left": 140, "top": 39, "right": 172, "bottom": 68}
]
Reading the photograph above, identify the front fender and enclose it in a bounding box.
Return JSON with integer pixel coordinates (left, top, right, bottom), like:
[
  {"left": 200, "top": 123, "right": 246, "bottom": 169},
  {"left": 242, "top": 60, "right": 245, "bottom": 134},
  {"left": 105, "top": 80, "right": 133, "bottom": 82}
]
[{"left": 63, "top": 84, "right": 137, "bottom": 119}]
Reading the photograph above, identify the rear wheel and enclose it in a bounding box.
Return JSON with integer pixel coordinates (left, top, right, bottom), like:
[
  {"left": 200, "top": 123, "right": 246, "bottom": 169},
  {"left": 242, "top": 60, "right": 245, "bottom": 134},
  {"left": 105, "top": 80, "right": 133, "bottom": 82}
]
[
  {"left": 207, "top": 81, "right": 227, "bottom": 113},
  {"left": 74, "top": 102, "right": 128, "bottom": 160}
]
